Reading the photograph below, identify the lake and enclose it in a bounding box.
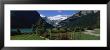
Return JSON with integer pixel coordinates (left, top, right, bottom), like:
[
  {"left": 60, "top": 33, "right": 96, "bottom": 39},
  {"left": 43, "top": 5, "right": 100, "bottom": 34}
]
[{"left": 11, "top": 28, "right": 33, "bottom": 33}]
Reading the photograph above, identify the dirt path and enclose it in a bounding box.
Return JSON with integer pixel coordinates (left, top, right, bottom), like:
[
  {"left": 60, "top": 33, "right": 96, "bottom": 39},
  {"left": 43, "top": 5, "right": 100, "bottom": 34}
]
[{"left": 83, "top": 30, "right": 100, "bottom": 36}]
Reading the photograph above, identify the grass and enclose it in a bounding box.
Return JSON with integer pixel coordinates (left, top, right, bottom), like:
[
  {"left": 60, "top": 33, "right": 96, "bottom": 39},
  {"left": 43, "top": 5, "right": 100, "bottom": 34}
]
[
  {"left": 70, "top": 32, "right": 100, "bottom": 40},
  {"left": 11, "top": 33, "right": 45, "bottom": 40},
  {"left": 94, "top": 29, "right": 100, "bottom": 34},
  {"left": 11, "top": 32, "right": 100, "bottom": 40},
  {"left": 11, "top": 29, "right": 100, "bottom": 40}
]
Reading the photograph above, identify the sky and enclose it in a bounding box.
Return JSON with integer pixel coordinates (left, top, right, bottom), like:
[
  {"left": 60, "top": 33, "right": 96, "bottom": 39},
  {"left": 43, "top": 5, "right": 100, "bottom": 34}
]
[{"left": 37, "top": 10, "right": 79, "bottom": 17}]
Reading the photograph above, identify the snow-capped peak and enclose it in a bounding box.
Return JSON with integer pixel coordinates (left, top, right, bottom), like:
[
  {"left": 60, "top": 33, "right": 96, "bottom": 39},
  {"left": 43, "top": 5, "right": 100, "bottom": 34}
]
[
  {"left": 40, "top": 14, "right": 45, "bottom": 17},
  {"left": 47, "top": 15, "right": 71, "bottom": 20}
]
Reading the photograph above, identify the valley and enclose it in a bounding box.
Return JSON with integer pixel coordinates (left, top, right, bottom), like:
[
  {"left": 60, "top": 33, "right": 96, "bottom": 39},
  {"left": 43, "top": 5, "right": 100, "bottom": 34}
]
[{"left": 11, "top": 10, "right": 100, "bottom": 40}]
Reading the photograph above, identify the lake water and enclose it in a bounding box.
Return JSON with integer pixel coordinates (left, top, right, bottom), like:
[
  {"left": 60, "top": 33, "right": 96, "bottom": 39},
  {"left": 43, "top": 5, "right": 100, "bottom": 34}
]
[{"left": 11, "top": 28, "right": 33, "bottom": 33}]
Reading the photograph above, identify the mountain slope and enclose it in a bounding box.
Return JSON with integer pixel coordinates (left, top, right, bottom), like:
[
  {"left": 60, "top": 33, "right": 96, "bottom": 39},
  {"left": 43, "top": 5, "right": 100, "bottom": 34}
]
[
  {"left": 11, "top": 11, "right": 53, "bottom": 29},
  {"left": 59, "top": 10, "right": 100, "bottom": 29}
]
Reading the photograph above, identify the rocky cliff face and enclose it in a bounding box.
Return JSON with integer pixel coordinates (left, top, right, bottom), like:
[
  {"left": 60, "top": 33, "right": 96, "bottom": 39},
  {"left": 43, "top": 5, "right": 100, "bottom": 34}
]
[{"left": 81, "top": 10, "right": 98, "bottom": 15}]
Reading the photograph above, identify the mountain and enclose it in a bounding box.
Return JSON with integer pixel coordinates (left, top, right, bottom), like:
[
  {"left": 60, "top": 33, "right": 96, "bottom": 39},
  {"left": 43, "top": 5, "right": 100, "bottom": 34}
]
[
  {"left": 41, "top": 15, "right": 71, "bottom": 27},
  {"left": 40, "top": 14, "right": 46, "bottom": 17},
  {"left": 59, "top": 10, "right": 100, "bottom": 29},
  {"left": 47, "top": 15, "right": 70, "bottom": 20},
  {"left": 11, "top": 11, "right": 53, "bottom": 29}
]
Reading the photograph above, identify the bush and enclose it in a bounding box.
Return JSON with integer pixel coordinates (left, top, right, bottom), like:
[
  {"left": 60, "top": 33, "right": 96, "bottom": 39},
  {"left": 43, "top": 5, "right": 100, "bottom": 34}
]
[
  {"left": 57, "top": 33, "right": 70, "bottom": 40},
  {"left": 75, "top": 28, "right": 81, "bottom": 32},
  {"left": 67, "top": 28, "right": 73, "bottom": 32},
  {"left": 37, "top": 29, "right": 45, "bottom": 36},
  {"left": 87, "top": 26, "right": 94, "bottom": 30},
  {"left": 59, "top": 28, "right": 66, "bottom": 33},
  {"left": 81, "top": 28, "right": 85, "bottom": 31},
  {"left": 51, "top": 28, "right": 59, "bottom": 33},
  {"left": 42, "top": 31, "right": 49, "bottom": 38},
  {"left": 73, "top": 27, "right": 85, "bottom": 32},
  {"left": 51, "top": 28, "right": 67, "bottom": 33}
]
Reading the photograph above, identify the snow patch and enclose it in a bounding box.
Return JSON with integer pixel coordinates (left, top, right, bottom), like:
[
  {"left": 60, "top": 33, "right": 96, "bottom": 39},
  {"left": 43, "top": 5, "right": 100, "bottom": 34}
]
[
  {"left": 40, "top": 14, "right": 45, "bottom": 17},
  {"left": 47, "top": 15, "right": 71, "bottom": 20}
]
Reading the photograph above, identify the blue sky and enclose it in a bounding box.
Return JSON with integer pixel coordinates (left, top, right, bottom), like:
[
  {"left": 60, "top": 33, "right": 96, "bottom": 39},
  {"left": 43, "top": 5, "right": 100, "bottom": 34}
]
[{"left": 37, "top": 10, "right": 79, "bottom": 17}]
